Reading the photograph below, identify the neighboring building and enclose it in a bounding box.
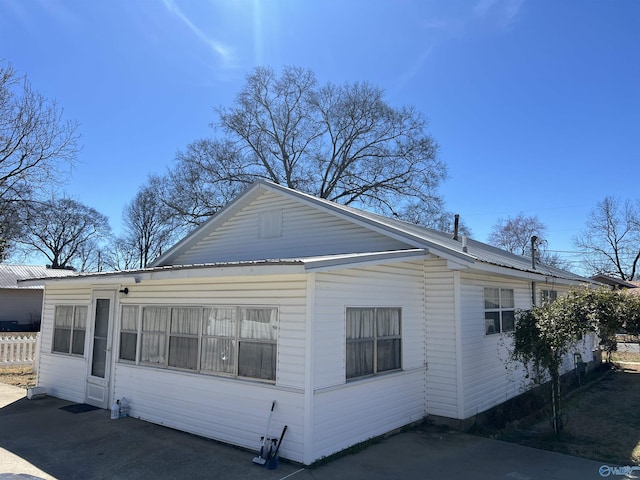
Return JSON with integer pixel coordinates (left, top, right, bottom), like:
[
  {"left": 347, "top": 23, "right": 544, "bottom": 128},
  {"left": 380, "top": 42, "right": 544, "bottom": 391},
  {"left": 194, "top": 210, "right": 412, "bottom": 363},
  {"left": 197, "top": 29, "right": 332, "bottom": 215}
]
[
  {"left": 0, "top": 265, "right": 76, "bottom": 331},
  {"left": 591, "top": 274, "right": 639, "bottom": 291},
  {"left": 25, "top": 181, "right": 597, "bottom": 465}
]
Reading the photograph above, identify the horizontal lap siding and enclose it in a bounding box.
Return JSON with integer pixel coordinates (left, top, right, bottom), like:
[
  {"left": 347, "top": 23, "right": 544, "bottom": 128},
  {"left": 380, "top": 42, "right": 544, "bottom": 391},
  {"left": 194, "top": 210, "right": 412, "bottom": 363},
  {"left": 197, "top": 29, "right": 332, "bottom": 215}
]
[
  {"left": 113, "top": 365, "right": 305, "bottom": 462},
  {"left": 459, "top": 274, "right": 532, "bottom": 417},
  {"left": 424, "top": 259, "right": 458, "bottom": 418},
  {"left": 314, "top": 262, "right": 425, "bottom": 388},
  {"left": 311, "top": 262, "right": 425, "bottom": 460},
  {"left": 120, "top": 274, "right": 308, "bottom": 389},
  {"left": 112, "top": 274, "right": 308, "bottom": 462},
  {"left": 37, "top": 286, "right": 93, "bottom": 402},
  {"left": 313, "top": 370, "right": 425, "bottom": 460},
  {"left": 174, "top": 191, "right": 409, "bottom": 265}
]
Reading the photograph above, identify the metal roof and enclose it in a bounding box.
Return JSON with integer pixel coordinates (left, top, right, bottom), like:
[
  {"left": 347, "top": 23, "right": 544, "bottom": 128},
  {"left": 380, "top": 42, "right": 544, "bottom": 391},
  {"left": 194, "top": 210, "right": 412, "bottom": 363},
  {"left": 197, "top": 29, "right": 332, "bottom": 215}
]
[
  {"left": 152, "top": 180, "right": 593, "bottom": 284},
  {"left": 0, "top": 264, "right": 77, "bottom": 289}
]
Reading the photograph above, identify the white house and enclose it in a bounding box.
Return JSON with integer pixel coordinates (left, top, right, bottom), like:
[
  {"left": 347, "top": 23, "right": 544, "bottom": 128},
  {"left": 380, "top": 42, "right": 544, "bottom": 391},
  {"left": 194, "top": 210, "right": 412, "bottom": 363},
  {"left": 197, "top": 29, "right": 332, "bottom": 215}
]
[{"left": 26, "top": 181, "right": 596, "bottom": 465}]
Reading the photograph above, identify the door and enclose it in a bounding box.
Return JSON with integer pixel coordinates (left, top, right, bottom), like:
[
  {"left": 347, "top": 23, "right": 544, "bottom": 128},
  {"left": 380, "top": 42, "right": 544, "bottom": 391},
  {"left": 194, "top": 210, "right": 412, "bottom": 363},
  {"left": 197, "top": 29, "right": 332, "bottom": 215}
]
[{"left": 86, "top": 291, "right": 116, "bottom": 408}]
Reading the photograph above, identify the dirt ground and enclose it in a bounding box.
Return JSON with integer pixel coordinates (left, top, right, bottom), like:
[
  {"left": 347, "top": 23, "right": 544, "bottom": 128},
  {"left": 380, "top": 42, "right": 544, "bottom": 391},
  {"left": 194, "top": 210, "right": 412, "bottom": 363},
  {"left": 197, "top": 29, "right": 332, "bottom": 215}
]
[
  {"left": 0, "top": 365, "right": 37, "bottom": 389},
  {"left": 497, "top": 361, "right": 640, "bottom": 466}
]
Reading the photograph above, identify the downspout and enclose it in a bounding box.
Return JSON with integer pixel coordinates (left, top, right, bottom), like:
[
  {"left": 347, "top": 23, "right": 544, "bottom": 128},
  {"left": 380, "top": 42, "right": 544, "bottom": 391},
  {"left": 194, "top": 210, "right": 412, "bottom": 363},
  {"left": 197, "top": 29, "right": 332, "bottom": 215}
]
[
  {"left": 531, "top": 236, "right": 538, "bottom": 307},
  {"left": 303, "top": 272, "right": 316, "bottom": 465}
]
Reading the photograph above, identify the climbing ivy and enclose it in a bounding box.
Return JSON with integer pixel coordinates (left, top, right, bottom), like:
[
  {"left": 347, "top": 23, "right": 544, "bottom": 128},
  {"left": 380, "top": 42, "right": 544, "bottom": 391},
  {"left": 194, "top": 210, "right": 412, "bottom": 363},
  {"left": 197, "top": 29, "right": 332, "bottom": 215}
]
[{"left": 509, "top": 286, "right": 640, "bottom": 435}]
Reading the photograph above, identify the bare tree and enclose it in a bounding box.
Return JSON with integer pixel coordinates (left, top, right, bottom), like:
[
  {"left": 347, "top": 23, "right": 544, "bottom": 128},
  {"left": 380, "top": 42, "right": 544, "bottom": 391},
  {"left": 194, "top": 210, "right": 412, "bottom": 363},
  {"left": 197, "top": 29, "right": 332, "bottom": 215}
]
[
  {"left": 102, "top": 236, "right": 138, "bottom": 272},
  {"left": 574, "top": 196, "right": 640, "bottom": 280},
  {"left": 18, "top": 197, "right": 111, "bottom": 269},
  {"left": 488, "top": 213, "right": 569, "bottom": 269},
  {"left": 163, "top": 66, "right": 446, "bottom": 227},
  {"left": 489, "top": 213, "right": 547, "bottom": 255},
  {"left": 122, "top": 178, "right": 178, "bottom": 268},
  {"left": 0, "top": 60, "right": 80, "bottom": 256}
]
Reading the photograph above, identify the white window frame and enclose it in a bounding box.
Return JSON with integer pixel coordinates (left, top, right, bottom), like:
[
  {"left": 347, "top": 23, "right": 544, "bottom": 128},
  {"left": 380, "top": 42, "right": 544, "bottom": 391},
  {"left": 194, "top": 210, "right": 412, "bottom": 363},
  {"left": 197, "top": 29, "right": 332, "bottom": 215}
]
[
  {"left": 52, "top": 305, "right": 88, "bottom": 356},
  {"left": 346, "top": 307, "right": 402, "bottom": 380},
  {"left": 118, "top": 304, "right": 278, "bottom": 383},
  {"left": 484, "top": 288, "right": 515, "bottom": 335},
  {"left": 541, "top": 289, "right": 558, "bottom": 304}
]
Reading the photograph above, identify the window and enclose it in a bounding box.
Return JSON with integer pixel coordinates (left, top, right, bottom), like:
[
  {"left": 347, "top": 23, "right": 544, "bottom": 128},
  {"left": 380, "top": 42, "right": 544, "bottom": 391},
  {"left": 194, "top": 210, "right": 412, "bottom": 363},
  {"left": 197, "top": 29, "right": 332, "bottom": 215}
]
[
  {"left": 120, "top": 305, "right": 278, "bottom": 382},
  {"left": 346, "top": 307, "right": 401, "bottom": 379},
  {"left": 52, "top": 305, "right": 87, "bottom": 355},
  {"left": 541, "top": 290, "right": 558, "bottom": 305},
  {"left": 119, "top": 306, "right": 138, "bottom": 362},
  {"left": 238, "top": 307, "right": 277, "bottom": 381},
  {"left": 141, "top": 306, "right": 169, "bottom": 365},
  {"left": 484, "top": 288, "right": 515, "bottom": 335}
]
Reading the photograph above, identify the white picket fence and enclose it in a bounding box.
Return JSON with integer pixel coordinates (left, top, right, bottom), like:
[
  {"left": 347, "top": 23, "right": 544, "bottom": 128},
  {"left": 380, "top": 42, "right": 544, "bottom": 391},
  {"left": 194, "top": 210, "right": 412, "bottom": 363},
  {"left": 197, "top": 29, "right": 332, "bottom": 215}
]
[{"left": 0, "top": 334, "right": 39, "bottom": 368}]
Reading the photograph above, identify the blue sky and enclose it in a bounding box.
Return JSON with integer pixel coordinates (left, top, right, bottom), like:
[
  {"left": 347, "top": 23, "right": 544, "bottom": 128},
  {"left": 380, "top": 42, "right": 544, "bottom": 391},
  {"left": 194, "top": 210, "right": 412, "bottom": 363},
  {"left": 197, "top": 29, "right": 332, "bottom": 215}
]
[{"left": 1, "top": 0, "right": 638, "bottom": 273}]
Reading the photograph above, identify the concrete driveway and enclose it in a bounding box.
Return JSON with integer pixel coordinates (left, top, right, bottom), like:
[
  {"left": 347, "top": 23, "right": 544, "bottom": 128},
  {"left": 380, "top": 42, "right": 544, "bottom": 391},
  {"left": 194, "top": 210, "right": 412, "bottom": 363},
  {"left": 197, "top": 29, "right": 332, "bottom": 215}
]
[{"left": 0, "top": 383, "right": 610, "bottom": 480}]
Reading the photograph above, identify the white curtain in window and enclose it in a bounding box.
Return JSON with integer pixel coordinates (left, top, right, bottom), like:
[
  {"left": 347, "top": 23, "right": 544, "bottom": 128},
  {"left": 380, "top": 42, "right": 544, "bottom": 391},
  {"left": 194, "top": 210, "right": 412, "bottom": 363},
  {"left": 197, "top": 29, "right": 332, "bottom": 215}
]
[
  {"left": 53, "top": 306, "right": 73, "bottom": 353},
  {"left": 55, "top": 306, "right": 73, "bottom": 327},
  {"left": 121, "top": 306, "right": 138, "bottom": 331},
  {"left": 141, "top": 307, "right": 169, "bottom": 364},
  {"left": 171, "top": 308, "right": 200, "bottom": 334},
  {"left": 346, "top": 309, "right": 375, "bottom": 339},
  {"left": 169, "top": 308, "right": 200, "bottom": 370},
  {"left": 346, "top": 309, "right": 375, "bottom": 378},
  {"left": 240, "top": 308, "right": 277, "bottom": 340},
  {"left": 203, "top": 308, "right": 236, "bottom": 337},
  {"left": 376, "top": 309, "right": 400, "bottom": 337},
  {"left": 201, "top": 308, "right": 236, "bottom": 374},
  {"left": 119, "top": 306, "right": 138, "bottom": 361},
  {"left": 501, "top": 289, "right": 515, "bottom": 308},
  {"left": 72, "top": 306, "right": 87, "bottom": 355},
  {"left": 201, "top": 338, "right": 235, "bottom": 374},
  {"left": 143, "top": 307, "right": 169, "bottom": 332}
]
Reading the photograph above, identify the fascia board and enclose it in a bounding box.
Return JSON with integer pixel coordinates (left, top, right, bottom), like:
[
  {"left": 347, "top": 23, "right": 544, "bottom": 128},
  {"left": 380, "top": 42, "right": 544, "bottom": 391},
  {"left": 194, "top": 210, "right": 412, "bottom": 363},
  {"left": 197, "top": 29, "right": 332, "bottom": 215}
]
[
  {"left": 19, "top": 275, "right": 140, "bottom": 288},
  {"left": 469, "top": 261, "right": 595, "bottom": 286},
  {"left": 150, "top": 182, "right": 265, "bottom": 267},
  {"left": 303, "top": 249, "right": 428, "bottom": 272}
]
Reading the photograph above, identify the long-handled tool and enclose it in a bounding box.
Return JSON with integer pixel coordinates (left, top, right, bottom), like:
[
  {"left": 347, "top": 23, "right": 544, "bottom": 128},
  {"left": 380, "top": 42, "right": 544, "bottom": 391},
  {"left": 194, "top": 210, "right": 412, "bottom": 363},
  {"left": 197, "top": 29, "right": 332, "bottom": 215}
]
[
  {"left": 252, "top": 401, "right": 276, "bottom": 465},
  {"left": 266, "top": 425, "right": 287, "bottom": 469}
]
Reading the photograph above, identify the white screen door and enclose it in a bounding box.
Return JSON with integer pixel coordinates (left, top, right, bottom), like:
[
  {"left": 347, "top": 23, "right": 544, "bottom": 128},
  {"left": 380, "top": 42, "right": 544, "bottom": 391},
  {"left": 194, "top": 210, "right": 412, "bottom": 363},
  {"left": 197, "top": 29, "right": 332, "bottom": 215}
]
[{"left": 86, "top": 291, "right": 115, "bottom": 408}]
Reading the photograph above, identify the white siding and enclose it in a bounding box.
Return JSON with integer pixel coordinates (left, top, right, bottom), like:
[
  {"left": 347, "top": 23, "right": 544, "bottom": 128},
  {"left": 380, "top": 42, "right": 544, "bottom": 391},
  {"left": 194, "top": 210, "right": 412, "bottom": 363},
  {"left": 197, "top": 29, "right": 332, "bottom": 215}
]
[
  {"left": 112, "top": 273, "right": 309, "bottom": 463},
  {"left": 120, "top": 273, "right": 308, "bottom": 390},
  {"left": 172, "top": 190, "right": 410, "bottom": 265},
  {"left": 37, "top": 285, "right": 92, "bottom": 402},
  {"left": 313, "top": 370, "right": 425, "bottom": 460},
  {"left": 113, "top": 364, "right": 305, "bottom": 463},
  {"left": 310, "top": 261, "right": 426, "bottom": 462},
  {"left": 458, "top": 274, "right": 533, "bottom": 418},
  {"left": 459, "top": 275, "right": 598, "bottom": 418},
  {"left": 424, "top": 259, "right": 459, "bottom": 418}
]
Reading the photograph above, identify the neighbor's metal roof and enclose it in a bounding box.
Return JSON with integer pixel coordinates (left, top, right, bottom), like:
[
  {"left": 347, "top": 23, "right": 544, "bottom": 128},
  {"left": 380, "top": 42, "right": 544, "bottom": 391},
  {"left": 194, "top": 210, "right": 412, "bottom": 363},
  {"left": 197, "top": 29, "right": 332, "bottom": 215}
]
[{"left": 0, "top": 265, "right": 77, "bottom": 289}]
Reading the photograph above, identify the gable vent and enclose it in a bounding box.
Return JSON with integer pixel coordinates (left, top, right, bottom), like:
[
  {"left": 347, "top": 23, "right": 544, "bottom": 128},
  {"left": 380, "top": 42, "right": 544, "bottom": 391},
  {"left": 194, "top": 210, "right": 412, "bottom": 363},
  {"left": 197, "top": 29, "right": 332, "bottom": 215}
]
[{"left": 259, "top": 209, "right": 283, "bottom": 239}]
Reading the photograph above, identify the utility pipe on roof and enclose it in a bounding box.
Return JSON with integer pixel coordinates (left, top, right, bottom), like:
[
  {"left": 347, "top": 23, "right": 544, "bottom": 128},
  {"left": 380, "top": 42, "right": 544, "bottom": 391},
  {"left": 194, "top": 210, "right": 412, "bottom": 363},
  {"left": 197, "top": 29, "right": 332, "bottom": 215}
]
[{"left": 531, "top": 235, "right": 538, "bottom": 270}]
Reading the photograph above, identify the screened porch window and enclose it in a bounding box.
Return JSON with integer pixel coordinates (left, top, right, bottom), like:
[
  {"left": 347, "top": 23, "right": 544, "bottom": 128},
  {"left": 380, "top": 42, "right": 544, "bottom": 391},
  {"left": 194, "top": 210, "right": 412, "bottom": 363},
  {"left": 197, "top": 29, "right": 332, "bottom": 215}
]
[
  {"left": 52, "top": 305, "right": 87, "bottom": 355},
  {"left": 121, "top": 305, "right": 278, "bottom": 382},
  {"left": 119, "top": 305, "right": 138, "bottom": 362},
  {"left": 346, "top": 307, "right": 401, "bottom": 379}
]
